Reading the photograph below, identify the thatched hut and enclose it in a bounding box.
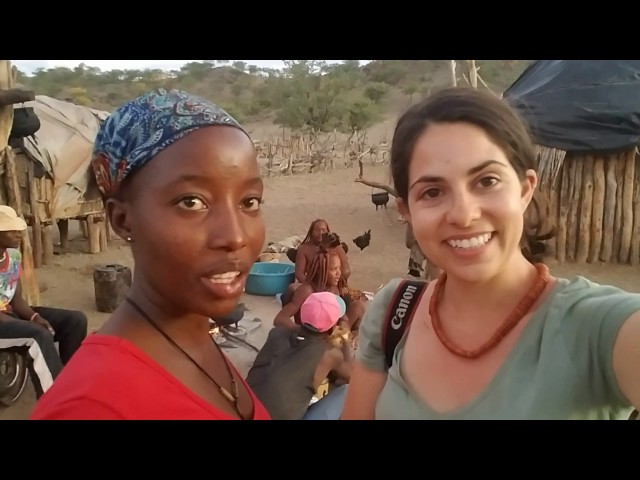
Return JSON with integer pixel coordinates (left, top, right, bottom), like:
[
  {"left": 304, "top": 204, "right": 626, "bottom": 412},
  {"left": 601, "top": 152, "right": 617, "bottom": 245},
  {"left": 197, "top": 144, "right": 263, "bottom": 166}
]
[{"left": 503, "top": 60, "right": 640, "bottom": 266}]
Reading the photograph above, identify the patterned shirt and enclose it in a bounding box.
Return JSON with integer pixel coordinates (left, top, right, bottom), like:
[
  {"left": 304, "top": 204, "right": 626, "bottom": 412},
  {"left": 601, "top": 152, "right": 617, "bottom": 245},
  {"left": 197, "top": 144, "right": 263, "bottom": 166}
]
[{"left": 0, "top": 248, "right": 22, "bottom": 312}]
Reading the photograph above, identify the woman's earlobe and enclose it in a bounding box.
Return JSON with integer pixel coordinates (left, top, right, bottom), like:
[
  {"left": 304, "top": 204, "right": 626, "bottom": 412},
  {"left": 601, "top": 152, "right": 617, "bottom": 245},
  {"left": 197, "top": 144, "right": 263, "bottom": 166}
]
[
  {"left": 105, "top": 197, "right": 132, "bottom": 242},
  {"left": 521, "top": 169, "right": 538, "bottom": 208},
  {"left": 396, "top": 197, "right": 411, "bottom": 222}
]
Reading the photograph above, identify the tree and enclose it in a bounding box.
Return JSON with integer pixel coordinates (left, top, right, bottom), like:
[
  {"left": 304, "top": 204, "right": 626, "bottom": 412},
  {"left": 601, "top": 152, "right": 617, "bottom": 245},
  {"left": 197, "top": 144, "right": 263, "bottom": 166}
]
[
  {"left": 232, "top": 61, "right": 247, "bottom": 72},
  {"left": 275, "top": 61, "right": 345, "bottom": 132},
  {"left": 364, "top": 82, "right": 389, "bottom": 103},
  {"left": 402, "top": 83, "right": 419, "bottom": 103},
  {"left": 343, "top": 96, "right": 378, "bottom": 133},
  {"left": 179, "top": 62, "right": 213, "bottom": 80}
]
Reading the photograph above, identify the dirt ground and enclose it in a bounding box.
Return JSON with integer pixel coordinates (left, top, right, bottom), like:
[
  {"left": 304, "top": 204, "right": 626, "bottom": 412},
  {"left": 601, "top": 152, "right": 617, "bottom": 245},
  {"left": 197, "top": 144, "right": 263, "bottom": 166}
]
[{"left": 3, "top": 163, "right": 640, "bottom": 420}]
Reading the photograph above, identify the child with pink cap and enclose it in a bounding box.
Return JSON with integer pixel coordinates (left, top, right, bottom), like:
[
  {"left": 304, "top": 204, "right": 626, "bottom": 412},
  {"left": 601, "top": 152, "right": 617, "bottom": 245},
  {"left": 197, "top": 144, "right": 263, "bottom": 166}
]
[{"left": 246, "top": 291, "right": 353, "bottom": 420}]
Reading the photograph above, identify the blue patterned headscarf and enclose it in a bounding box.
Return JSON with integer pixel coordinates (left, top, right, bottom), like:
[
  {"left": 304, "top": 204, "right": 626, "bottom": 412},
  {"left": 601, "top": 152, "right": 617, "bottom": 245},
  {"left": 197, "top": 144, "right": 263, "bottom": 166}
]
[{"left": 92, "top": 88, "right": 248, "bottom": 197}]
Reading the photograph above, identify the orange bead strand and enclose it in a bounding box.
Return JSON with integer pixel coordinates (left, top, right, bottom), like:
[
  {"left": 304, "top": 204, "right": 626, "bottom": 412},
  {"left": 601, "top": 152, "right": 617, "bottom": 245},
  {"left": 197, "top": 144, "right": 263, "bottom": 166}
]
[{"left": 428, "top": 263, "right": 550, "bottom": 359}]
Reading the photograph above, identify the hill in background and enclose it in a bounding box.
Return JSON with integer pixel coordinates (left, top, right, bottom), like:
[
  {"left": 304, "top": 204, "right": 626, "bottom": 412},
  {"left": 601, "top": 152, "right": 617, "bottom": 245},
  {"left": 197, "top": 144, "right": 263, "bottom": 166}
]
[{"left": 15, "top": 60, "right": 531, "bottom": 140}]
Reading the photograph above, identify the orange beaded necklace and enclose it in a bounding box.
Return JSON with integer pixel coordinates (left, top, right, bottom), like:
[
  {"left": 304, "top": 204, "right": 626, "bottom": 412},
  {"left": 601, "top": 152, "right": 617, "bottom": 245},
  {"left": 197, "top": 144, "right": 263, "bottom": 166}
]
[{"left": 428, "top": 263, "right": 550, "bottom": 359}]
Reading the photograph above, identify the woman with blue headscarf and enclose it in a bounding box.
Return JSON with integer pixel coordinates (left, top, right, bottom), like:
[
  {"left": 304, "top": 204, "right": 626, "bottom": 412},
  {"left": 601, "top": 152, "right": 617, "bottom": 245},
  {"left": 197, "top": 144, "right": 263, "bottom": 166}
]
[{"left": 31, "top": 89, "right": 271, "bottom": 420}]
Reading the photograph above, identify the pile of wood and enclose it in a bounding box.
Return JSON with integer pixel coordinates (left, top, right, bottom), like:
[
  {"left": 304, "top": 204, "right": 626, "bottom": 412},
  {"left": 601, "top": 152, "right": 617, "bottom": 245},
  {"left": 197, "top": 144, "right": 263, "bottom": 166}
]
[{"left": 255, "top": 129, "right": 389, "bottom": 176}]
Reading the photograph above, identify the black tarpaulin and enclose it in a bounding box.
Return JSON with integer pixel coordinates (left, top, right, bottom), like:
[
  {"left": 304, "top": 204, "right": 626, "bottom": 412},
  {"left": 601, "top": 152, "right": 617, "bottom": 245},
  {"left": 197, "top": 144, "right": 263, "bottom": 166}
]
[{"left": 502, "top": 60, "right": 640, "bottom": 153}]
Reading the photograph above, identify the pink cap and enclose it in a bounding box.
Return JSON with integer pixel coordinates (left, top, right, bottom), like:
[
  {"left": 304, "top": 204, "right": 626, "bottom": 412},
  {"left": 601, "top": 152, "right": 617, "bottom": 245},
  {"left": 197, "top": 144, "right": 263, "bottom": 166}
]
[{"left": 300, "top": 292, "right": 347, "bottom": 333}]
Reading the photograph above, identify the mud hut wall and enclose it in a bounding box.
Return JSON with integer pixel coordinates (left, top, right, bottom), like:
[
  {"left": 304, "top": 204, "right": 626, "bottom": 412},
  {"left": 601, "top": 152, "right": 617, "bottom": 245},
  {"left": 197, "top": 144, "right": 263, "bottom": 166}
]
[{"left": 540, "top": 148, "right": 639, "bottom": 265}]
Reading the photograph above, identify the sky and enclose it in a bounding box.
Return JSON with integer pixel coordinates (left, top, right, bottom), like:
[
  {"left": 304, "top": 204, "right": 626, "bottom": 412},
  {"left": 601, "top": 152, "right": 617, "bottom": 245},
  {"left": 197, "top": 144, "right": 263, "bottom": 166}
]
[{"left": 11, "top": 60, "right": 372, "bottom": 75}]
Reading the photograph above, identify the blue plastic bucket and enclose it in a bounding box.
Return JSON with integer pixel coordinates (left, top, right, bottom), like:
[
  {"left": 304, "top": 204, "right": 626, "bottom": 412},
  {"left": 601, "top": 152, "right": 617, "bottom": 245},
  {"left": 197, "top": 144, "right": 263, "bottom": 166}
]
[{"left": 245, "top": 262, "right": 296, "bottom": 296}]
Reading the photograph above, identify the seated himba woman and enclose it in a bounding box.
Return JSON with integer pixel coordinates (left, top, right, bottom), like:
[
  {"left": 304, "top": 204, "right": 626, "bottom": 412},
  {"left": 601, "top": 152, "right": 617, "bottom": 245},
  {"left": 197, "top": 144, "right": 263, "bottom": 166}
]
[
  {"left": 274, "top": 240, "right": 366, "bottom": 338},
  {"left": 285, "top": 219, "right": 368, "bottom": 304},
  {"left": 30, "top": 89, "right": 271, "bottom": 420},
  {"left": 288, "top": 218, "right": 350, "bottom": 288}
]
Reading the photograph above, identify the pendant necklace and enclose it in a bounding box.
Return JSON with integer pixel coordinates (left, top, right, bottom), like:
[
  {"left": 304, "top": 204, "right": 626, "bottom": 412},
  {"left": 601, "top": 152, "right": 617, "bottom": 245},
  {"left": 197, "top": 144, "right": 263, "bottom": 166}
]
[{"left": 125, "top": 297, "right": 248, "bottom": 420}]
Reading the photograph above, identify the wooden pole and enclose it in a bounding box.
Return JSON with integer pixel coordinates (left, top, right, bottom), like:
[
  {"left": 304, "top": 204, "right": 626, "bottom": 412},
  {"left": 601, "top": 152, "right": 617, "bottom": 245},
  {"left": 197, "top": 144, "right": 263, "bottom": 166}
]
[
  {"left": 3, "top": 148, "right": 40, "bottom": 305},
  {"left": 468, "top": 60, "right": 478, "bottom": 89},
  {"left": 600, "top": 156, "right": 618, "bottom": 262},
  {"left": 620, "top": 149, "right": 635, "bottom": 263},
  {"left": 630, "top": 153, "right": 640, "bottom": 266},
  {"left": 450, "top": 61, "right": 457, "bottom": 87},
  {"left": 576, "top": 155, "right": 594, "bottom": 263},
  {"left": 0, "top": 61, "right": 39, "bottom": 305},
  {"left": 588, "top": 157, "right": 605, "bottom": 263},
  {"left": 0, "top": 88, "right": 35, "bottom": 106}
]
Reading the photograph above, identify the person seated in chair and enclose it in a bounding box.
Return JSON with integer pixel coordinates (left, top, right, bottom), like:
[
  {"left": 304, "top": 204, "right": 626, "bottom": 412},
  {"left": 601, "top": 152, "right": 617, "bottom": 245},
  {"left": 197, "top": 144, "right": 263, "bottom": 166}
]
[
  {"left": 0, "top": 206, "right": 88, "bottom": 398},
  {"left": 246, "top": 291, "right": 353, "bottom": 420}
]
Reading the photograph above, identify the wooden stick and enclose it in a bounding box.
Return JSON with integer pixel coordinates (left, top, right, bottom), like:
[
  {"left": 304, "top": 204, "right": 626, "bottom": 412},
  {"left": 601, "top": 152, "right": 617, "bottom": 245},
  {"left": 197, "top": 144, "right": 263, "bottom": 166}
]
[
  {"left": 630, "top": 153, "right": 640, "bottom": 266},
  {"left": 42, "top": 224, "right": 54, "bottom": 265},
  {"left": 576, "top": 155, "right": 594, "bottom": 263},
  {"left": 600, "top": 157, "right": 618, "bottom": 262},
  {"left": 354, "top": 178, "right": 398, "bottom": 197},
  {"left": 2, "top": 148, "right": 39, "bottom": 305},
  {"left": 556, "top": 160, "right": 570, "bottom": 262},
  {"left": 566, "top": 159, "right": 582, "bottom": 262},
  {"left": 468, "top": 60, "right": 478, "bottom": 88},
  {"left": 27, "top": 159, "right": 42, "bottom": 268},
  {"left": 0, "top": 88, "right": 35, "bottom": 106},
  {"left": 588, "top": 157, "right": 605, "bottom": 263},
  {"left": 450, "top": 60, "right": 457, "bottom": 87},
  {"left": 613, "top": 154, "right": 625, "bottom": 262}
]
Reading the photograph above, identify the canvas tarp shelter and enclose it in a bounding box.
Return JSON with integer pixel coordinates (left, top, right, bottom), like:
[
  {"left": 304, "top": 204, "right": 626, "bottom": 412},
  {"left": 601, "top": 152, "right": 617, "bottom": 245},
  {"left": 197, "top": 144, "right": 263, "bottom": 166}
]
[
  {"left": 503, "top": 60, "right": 640, "bottom": 154},
  {"left": 15, "top": 95, "right": 109, "bottom": 219}
]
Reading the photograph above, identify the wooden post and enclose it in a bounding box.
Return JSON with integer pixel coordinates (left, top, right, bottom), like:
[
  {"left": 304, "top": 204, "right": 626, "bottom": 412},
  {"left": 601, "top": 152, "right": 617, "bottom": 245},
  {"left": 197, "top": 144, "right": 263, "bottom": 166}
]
[
  {"left": 2, "top": 148, "right": 40, "bottom": 305},
  {"left": 588, "top": 157, "right": 605, "bottom": 264},
  {"left": 612, "top": 154, "right": 625, "bottom": 262},
  {"left": 86, "top": 214, "right": 108, "bottom": 254},
  {"left": 576, "top": 155, "right": 594, "bottom": 263},
  {"left": 0, "top": 61, "right": 39, "bottom": 305},
  {"left": 42, "top": 223, "right": 54, "bottom": 265},
  {"left": 600, "top": 157, "right": 618, "bottom": 262},
  {"left": 630, "top": 153, "right": 640, "bottom": 266},
  {"left": 556, "top": 160, "right": 571, "bottom": 262},
  {"left": 27, "top": 159, "right": 43, "bottom": 268},
  {"left": 0, "top": 62, "right": 16, "bottom": 152},
  {"left": 0, "top": 88, "right": 35, "bottom": 106},
  {"left": 566, "top": 159, "right": 583, "bottom": 262},
  {"left": 620, "top": 149, "right": 635, "bottom": 263},
  {"left": 57, "top": 218, "right": 69, "bottom": 251},
  {"left": 450, "top": 61, "right": 457, "bottom": 87},
  {"left": 468, "top": 60, "right": 478, "bottom": 89},
  {"left": 80, "top": 218, "right": 89, "bottom": 238}
]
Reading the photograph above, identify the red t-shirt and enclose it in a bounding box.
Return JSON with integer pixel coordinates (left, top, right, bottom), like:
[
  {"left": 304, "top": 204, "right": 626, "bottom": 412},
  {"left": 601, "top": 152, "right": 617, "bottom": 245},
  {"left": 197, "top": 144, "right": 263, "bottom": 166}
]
[{"left": 30, "top": 334, "right": 271, "bottom": 420}]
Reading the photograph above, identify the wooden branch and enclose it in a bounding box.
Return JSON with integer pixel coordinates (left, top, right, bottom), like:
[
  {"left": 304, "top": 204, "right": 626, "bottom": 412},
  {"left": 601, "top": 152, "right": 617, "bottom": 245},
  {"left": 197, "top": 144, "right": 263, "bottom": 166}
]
[
  {"left": 354, "top": 178, "right": 398, "bottom": 197},
  {"left": 450, "top": 60, "right": 457, "bottom": 87},
  {"left": 468, "top": 60, "right": 478, "bottom": 88},
  {"left": 0, "top": 88, "right": 35, "bottom": 106},
  {"left": 476, "top": 72, "right": 499, "bottom": 97}
]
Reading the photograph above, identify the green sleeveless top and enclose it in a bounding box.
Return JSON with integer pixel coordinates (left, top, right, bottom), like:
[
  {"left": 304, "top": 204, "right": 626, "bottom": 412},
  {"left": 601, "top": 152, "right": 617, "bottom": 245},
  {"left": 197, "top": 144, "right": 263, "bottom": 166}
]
[{"left": 356, "top": 276, "right": 637, "bottom": 420}]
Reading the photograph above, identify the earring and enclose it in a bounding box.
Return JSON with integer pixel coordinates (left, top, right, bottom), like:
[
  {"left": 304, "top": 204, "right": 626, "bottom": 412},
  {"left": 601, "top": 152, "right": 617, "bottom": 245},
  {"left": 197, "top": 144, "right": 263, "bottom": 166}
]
[{"left": 126, "top": 235, "right": 132, "bottom": 242}]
